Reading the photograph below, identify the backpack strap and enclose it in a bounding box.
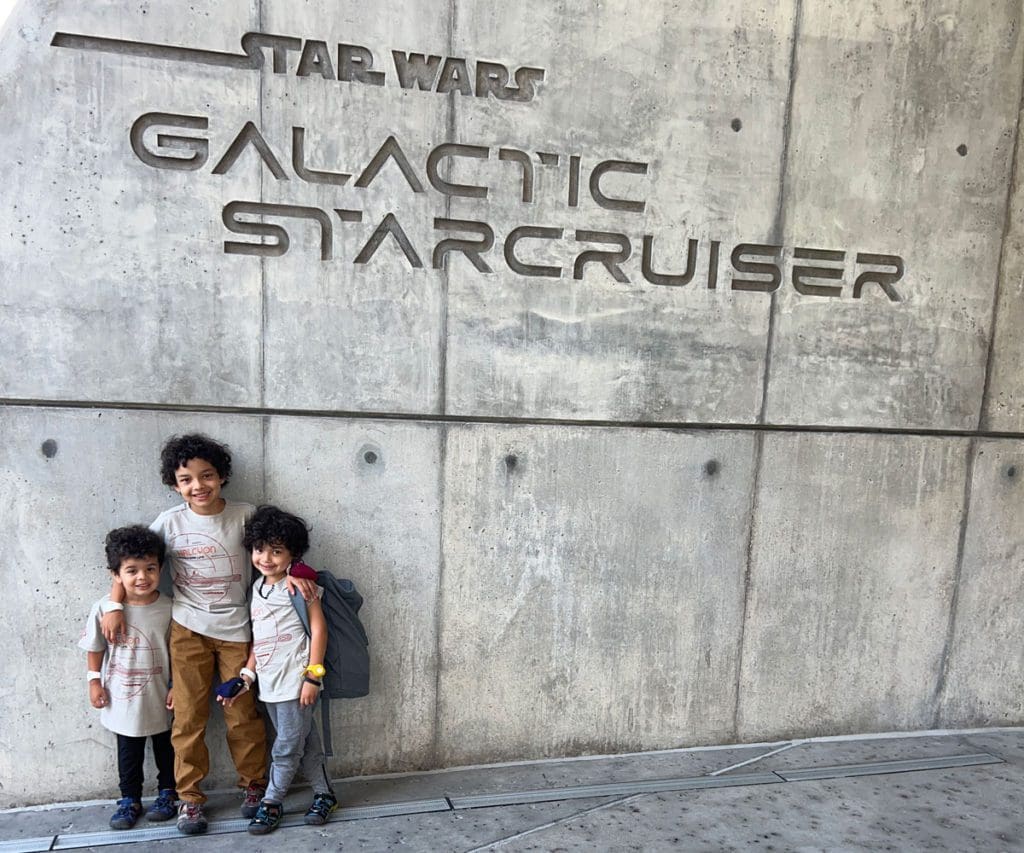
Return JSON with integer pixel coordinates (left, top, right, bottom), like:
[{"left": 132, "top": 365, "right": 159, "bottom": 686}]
[
  {"left": 289, "top": 590, "right": 333, "bottom": 756},
  {"left": 290, "top": 588, "right": 312, "bottom": 637},
  {"left": 319, "top": 696, "right": 333, "bottom": 757}
]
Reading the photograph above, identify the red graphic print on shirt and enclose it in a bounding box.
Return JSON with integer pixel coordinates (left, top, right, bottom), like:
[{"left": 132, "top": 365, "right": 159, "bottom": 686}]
[
  {"left": 107, "top": 624, "right": 165, "bottom": 700},
  {"left": 252, "top": 599, "right": 295, "bottom": 670},
  {"left": 169, "top": 531, "right": 242, "bottom": 603}
]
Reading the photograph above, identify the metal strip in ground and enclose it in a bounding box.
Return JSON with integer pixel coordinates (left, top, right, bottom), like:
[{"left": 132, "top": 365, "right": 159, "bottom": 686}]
[
  {"left": 0, "top": 837, "right": 56, "bottom": 853},
  {"left": 775, "top": 752, "right": 1002, "bottom": 782},
  {"left": 449, "top": 771, "right": 781, "bottom": 809},
  {"left": 50, "top": 799, "right": 451, "bottom": 849}
]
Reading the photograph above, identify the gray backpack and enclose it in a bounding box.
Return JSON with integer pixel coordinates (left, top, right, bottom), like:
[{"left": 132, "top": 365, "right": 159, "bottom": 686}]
[{"left": 290, "top": 571, "right": 369, "bottom": 755}]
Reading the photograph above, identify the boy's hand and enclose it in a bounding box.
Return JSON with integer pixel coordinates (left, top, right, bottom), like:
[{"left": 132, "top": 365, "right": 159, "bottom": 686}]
[
  {"left": 286, "top": 574, "right": 317, "bottom": 602},
  {"left": 89, "top": 680, "right": 109, "bottom": 709},
  {"left": 300, "top": 680, "right": 319, "bottom": 707},
  {"left": 166, "top": 689, "right": 174, "bottom": 711},
  {"left": 100, "top": 610, "right": 125, "bottom": 644}
]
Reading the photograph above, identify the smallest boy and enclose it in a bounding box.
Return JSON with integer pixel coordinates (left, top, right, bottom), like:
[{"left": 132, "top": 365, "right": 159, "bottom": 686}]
[
  {"left": 80, "top": 526, "right": 176, "bottom": 830},
  {"left": 221, "top": 505, "right": 337, "bottom": 834}
]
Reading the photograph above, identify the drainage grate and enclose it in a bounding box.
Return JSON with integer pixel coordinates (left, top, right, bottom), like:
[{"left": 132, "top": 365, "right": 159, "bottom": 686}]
[
  {"left": 449, "top": 771, "right": 781, "bottom": 809},
  {"left": 775, "top": 752, "right": 1002, "bottom": 782},
  {"left": 50, "top": 799, "right": 451, "bottom": 849},
  {"left": 0, "top": 838, "right": 56, "bottom": 853}
]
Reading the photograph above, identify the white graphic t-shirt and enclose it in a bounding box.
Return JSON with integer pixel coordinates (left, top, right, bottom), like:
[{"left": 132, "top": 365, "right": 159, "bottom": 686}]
[
  {"left": 79, "top": 595, "right": 172, "bottom": 737},
  {"left": 150, "top": 500, "right": 255, "bottom": 642},
  {"left": 250, "top": 577, "right": 322, "bottom": 703}
]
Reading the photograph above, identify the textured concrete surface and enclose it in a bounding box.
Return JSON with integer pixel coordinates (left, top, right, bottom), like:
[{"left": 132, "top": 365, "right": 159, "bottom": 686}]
[
  {"left": 438, "top": 424, "right": 756, "bottom": 762},
  {"left": 0, "top": 2, "right": 263, "bottom": 406},
  {"left": 257, "top": 2, "right": 449, "bottom": 414},
  {"left": 444, "top": 0, "right": 793, "bottom": 422},
  {"left": 0, "top": 731, "right": 1020, "bottom": 851},
  {"left": 938, "top": 439, "right": 1024, "bottom": 727},
  {"left": 264, "top": 417, "right": 443, "bottom": 772},
  {"left": 0, "top": 408, "right": 265, "bottom": 805},
  {"left": 737, "top": 433, "right": 969, "bottom": 739},
  {"left": 764, "top": 2, "right": 1023, "bottom": 430},
  {"left": 3, "top": 0, "right": 1024, "bottom": 811}
]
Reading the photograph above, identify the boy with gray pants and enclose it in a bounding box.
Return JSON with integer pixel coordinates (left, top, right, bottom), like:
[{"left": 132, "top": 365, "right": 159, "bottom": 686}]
[{"left": 221, "top": 505, "right": 337, "bottom": 833}]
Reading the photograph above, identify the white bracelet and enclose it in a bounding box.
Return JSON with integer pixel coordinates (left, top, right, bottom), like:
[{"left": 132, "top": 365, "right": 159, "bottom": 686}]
[
  {"left": 87, "top": 670, "right": 102, "bottom": 682},
  {"left": 99, "top": 600, "right": 125, "bottom": 614},
  {"left": 240, "top": 667, "right": 257, "bottom": 683}
]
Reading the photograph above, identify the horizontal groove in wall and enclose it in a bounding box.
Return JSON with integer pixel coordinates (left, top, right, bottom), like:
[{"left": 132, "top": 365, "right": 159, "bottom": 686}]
[{"left": 2, "top": 397, "right": 1023, "bottom": 441}]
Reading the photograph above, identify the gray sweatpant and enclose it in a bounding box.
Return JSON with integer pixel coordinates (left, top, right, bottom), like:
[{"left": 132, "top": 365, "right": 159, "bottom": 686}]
[{"left": 263, "top": 698, "right": 333, "bottom": 804}]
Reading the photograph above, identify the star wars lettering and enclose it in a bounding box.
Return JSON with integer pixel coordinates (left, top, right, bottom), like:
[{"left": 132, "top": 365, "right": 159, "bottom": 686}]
[{"left": 243, "top": 33, "right": 545, "bottom": 101}]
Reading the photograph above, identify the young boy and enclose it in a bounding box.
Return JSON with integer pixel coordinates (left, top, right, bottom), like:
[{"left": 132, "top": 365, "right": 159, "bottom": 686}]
[
  {"left": 100, "top": 434, "right": 317, "bottom": 835},
  {"left": 80, "top": 525, "right": 176, "bottom": 830},
  {"left": 221, "top": 505, "right": 338, "bottom": 833}
]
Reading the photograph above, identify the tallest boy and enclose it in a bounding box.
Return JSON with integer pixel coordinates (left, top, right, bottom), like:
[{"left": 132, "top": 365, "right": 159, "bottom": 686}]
[{"left": 102, "top": 434, "right": 316, "bottom": 834}]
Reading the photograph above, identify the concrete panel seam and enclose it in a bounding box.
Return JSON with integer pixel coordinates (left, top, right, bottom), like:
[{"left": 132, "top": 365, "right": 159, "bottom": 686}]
[
  {"left": 732, "top": 431, "right": 765, "bottom": 739},
  {"left": 257, "top": 0, "right": 266, "bottom": 410},
  {"left": 432, "top": 423, "right": 449, "bottom": 765},
  {"left": 709, "top": 740, "right": 799, "bottom": 776},
  {"left": 759, "top": 0, "right": 803, "bottom": 425},
  {"left": 437, "top": 0, "right": 457, "bottom": 416},
  {"left": 775, "top": 752, "right": 1002, "bottom": 782},
  {"left": 979, "top": 40, "right": 1024, "bottom": 430},
  {"left": 929, "top": 438, "right": 978, "bottom": 724},
  {"left": 461, "top": 794, "right": 638, "bottom": 853}
]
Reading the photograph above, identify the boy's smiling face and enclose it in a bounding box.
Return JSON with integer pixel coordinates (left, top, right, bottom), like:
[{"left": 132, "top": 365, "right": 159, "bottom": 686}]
[
  {"left": 115, "top": 555, "right": 161, "bottom": 605},
  {"left": 173, "top": 457, "right": 226, "bottom": 516},
  {"left": 252, "top": 542, "right": 293, "bottom": 584}
]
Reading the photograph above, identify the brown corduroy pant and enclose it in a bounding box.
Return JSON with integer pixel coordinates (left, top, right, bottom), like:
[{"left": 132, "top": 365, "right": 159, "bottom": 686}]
[{"left": 169, "top": 621, "right": 267, "bottom": 804}]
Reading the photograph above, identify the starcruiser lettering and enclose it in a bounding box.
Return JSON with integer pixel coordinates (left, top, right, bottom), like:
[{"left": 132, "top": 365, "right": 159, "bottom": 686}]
[{"left": 131, "top": 112, "right": 905, "bottom": 301}]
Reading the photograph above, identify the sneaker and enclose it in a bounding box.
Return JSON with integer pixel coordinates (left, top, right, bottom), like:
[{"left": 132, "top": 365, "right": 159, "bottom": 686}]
[
  {"left": 109, "top": 797, "right": 142, "bottom": 830},
  {"left": 304, "top": 791, "right": 338, "bottom": 825},
  {"left": 247, "top": 799, "right": 283, "bottom": 835},
  {"left": 241, "top": 780, "right": 266, "bottom": 818},
  {"left": 176, "top": 801, "right": 208, "bottom": 835},
  {"left": 145, "top": 788, "right": 178, "bottom": 822}
]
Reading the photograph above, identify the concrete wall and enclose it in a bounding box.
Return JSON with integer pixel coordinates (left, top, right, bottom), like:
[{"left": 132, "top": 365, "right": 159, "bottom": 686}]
[{"left": 1, "top": 0, "right": 1023, "bottom": 807}]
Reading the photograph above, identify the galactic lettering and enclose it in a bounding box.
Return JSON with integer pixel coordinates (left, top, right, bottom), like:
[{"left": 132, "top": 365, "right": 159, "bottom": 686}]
[{"left": 131, "top": 111, "right": 904, "bottom": 300}]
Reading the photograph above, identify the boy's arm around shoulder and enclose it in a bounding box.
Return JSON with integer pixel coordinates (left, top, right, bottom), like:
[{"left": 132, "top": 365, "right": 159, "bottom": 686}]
[{"left": 286, "top": 560, "right": 318, "bottom": 600}]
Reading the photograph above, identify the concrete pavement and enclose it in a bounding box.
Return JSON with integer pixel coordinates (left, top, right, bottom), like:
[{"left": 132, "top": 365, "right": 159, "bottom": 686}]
[{"left": 1, "top": 728, "right": 1021, "bottom": 851}]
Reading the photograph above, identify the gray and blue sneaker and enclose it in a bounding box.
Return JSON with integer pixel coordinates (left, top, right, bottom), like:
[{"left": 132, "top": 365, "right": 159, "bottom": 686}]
[
  {"left": 304, "top": 791, "right": 338, "bottom": 825},
  {"left": 247, "top": 799, "right": 284, "bottom": 835}
]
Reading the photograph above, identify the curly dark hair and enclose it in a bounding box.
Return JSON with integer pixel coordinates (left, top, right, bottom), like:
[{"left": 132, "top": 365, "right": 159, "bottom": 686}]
[
  {"left": 243, "top": 505, "right": 310, "bottom": 559},
  {"left": 159, "top": 434, "right": 232, "bottom": 487},
  {"left": 105, "top": 525, "right": 166, "bottom": 573}
]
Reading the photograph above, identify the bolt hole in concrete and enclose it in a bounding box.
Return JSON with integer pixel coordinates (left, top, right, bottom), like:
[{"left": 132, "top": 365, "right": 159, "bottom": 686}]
[
  {"left": 1007, "top": 464, "right": 1017, "bottom": 479},
  {"left": 505, "top": 453, "right": 518, "bottom": 472},
  {"left": 957, "top": 143, "right": 968, "bottom": 156},
  {"left": 731, "top": 117, "right": 742, "bottom": 132},
  {"left": 41, "top": 438, "right": 58, "bottom": 458},
  {"left": 358, "top": 443, "right": 382, "bottom": 469},
  {"left": 704, "top": 459, "right": 719, "bottom": 476}
]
